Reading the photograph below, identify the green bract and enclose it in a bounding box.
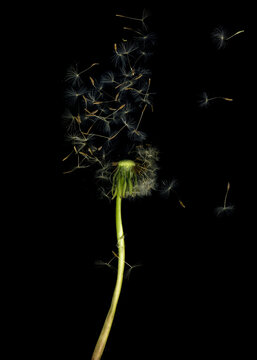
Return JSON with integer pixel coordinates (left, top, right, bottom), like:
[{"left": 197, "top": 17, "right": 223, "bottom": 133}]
[{"left": 111, "top": 160, "right": 138, "bottom": 199}]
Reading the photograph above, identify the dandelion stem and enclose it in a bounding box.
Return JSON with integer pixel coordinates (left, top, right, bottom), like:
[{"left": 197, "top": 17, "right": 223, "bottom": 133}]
[{"left": 91, "top": 194, "right": 125, "bottom": 360}]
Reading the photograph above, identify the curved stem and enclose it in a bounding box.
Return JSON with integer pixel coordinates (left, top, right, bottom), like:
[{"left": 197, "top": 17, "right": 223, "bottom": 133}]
[{"left": 91, "top": 195, "right": 125, "bottom": 360}]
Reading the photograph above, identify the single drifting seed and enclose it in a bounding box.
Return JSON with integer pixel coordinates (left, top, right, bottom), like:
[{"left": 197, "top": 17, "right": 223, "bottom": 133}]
[
  {"left": 65, "top": 63, "right": 99, "bottom": 85},
  {"left": 199, "top": 92, "right": 233, "bottom": 107},
  {"left": 212, "top": 27, "right": 245, "bottom": 49},
  {"left": 111, "top": 251, "right": 142, "bottom": 280},
  {"left": 112, "top": 251, "right": 131, "bottom": 268},
  {"left": 160, "top": 179, "right": 186, "bottom": 208},
  {"left": 214, "top": 181, "right": 235, "bottom": 217},
  {"left": 94, "top": 258, "right": 117, "bottom": 272}
]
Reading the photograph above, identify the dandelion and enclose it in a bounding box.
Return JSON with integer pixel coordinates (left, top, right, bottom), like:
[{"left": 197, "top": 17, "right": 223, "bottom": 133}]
[
  {"left": 96, "top": 145, "right": 159, "bottom": 201},
  {"left": 211, "top": 26, "right": 245, "bottom": 49},
  {"left": 62, "top": 10, "right": 158, "bottom": 360},
  {"left": 198, "top": 91, "right": 233, "bottom": 107},
  {"left": 91, "top": 148, "right": 158, "bottom": 360},
  {"left": 214, "top": 182, "right": 235, "bottom": 217}
]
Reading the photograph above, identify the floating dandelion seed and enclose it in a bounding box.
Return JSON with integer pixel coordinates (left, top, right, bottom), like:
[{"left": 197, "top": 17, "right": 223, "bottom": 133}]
[
  {"left": 124, "top": 263, "right": 142, "bottom": 280},
  {"left": 111, "top": 251, "right": 142, "bottom": 280},
  {"left": 211, "top": 26, "right": 245, "bottom": 49},
  {"left": 198, "top": 91, "right": 233, "bottom": 107},
  {"left": 64, "top": 86, "right": 87, "bottom": 105},
  {"left": 95, "top": 251, "right": 142, "bottom": 281},
  {"left": 94, "top": 259, "right": 117, "bottom": 273},
  {"left": 160, "top": 179, "right": 178, "bottom": 198},
  {"left": 65, "top": 63, "right": 99, "bottom": 86},
  {"left": 160, "top": 178, "right": 186, "bottom": 208},
  {"left": 215, "top": 182, "right": 235, "bottom": 217}
]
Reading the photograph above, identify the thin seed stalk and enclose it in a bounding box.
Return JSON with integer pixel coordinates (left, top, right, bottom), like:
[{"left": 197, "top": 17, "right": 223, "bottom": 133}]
[{"left": 91, "top": 194, "right": 125, "bottom": 360}]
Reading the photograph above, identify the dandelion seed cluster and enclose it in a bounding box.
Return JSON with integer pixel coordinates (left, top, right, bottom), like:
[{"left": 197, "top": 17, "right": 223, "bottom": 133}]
[
  {"left": 95, "top": 144, "right": 159, "bottom": 199},
  {"left": 63, "top": 10, "right": 158, "bottom": 199}
]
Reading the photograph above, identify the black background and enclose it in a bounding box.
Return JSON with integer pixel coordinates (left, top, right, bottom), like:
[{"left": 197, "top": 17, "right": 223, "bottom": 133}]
[{"left": 13, "top": 1, "right": 255, "bottom": 359}]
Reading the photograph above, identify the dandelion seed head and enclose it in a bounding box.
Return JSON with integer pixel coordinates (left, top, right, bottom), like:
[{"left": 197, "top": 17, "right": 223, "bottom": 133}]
[{"left": 95, "top": 145, "right": 159, "bottom": 200}]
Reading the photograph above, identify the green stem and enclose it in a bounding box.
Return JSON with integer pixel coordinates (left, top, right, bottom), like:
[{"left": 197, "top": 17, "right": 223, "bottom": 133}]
[{"left": 91, "top": 194, "right": 125, "bottom": 360}]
